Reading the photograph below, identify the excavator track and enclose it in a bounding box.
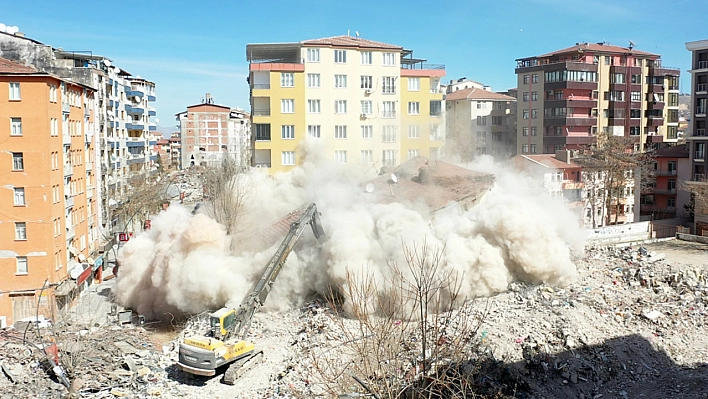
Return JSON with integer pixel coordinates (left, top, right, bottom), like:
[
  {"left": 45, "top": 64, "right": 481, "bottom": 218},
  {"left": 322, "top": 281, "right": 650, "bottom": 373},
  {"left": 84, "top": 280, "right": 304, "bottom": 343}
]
[{"left": 222, "top": 350, "right": 264, "bottom": 385}]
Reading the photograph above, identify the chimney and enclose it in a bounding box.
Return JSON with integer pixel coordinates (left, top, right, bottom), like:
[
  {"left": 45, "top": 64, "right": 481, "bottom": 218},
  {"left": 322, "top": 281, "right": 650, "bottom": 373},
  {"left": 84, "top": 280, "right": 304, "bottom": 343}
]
[{"left": 555, "top": 149, "right": 572, "bottom": 163}]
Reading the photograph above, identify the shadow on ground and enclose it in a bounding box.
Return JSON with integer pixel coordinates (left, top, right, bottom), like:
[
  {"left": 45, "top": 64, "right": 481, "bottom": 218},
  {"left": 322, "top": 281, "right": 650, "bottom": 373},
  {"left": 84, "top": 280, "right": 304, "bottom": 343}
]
[{"left": 474, "top": 334, "right": 708, "bottom": 399}]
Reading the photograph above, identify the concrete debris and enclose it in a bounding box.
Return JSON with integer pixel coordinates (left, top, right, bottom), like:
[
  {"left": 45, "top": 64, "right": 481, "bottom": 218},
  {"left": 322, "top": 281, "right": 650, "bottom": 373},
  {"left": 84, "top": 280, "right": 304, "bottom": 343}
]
[{"left": 0, "top": 241, "right": 706, "bottom": 398}]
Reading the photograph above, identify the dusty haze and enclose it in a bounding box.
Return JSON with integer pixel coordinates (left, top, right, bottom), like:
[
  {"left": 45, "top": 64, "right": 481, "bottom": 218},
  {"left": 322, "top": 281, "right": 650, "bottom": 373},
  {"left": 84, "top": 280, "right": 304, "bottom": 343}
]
[{"left": 115, "top": 141, "right": 585, "bottom": 320}]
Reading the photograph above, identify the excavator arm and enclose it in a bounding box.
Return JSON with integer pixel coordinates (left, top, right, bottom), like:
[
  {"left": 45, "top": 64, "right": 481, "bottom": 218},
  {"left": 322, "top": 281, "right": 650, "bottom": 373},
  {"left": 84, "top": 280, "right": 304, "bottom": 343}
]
[{"left": 225, "top": 203, "right": 324, "bottom": 341}]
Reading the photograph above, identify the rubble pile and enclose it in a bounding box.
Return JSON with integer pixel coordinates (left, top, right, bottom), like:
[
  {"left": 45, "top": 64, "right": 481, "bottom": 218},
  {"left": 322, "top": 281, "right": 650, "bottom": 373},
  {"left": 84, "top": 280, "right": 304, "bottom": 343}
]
[{"left": 2, "top": 242, "right": 707, "bottom": 398}]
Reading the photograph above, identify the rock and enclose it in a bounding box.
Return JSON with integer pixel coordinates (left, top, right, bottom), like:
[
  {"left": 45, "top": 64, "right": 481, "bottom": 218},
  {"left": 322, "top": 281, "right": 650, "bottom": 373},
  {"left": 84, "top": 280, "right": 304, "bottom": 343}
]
[
  {"left": 643, "top": 310, "right": 664, "bottom": 321},
  {"left": 148, "top": 387, "right": 162, "bottom": 396},
  {"left": 114, "top": 341, "right": 137, "bottom": 354},
  {"left": 111, "top": 388, "right": 128, "bottom": 397},
  {"left": 570, "top": 372, "right": 578, "bottom": 384},
  {"left": 137, "top": 366, "right": 151, "bottom": 377},
  {"left": 123, "top": 356, "right": 136, "bottom": 372}
]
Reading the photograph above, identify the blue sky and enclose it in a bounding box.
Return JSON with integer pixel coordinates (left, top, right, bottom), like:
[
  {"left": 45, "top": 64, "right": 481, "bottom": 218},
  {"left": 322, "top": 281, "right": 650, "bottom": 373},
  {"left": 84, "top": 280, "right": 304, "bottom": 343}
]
[{"left": 2, "top": 0, "right": 705, "bottom": 130}]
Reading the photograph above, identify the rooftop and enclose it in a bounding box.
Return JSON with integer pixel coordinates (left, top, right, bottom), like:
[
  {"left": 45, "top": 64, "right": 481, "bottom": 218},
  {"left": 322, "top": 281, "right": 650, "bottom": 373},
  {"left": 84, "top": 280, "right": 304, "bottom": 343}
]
[
  {"left": 302, "top": 35, "right": 403, "bottom": 51},
  {"left": 519, "top": 42, "right": 658, "bottom": 61},
  {"left": 446, "top": 87, "right": 516, "bottom": 102},
  {"left": 652, "top": 144, "right": 689, "bottom": 158},
  {"left": 514, "top": 154, "right": 582, "bottom": 170},
  {"left": 0, "top": 57, "right": 37, "bottom": 74}
]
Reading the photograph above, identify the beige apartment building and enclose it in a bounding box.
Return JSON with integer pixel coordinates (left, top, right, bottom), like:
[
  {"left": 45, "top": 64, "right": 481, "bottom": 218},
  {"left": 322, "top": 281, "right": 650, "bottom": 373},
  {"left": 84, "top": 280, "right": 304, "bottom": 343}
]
[{"left": 246, "top": 35, "right": 445, "bottom": 174}]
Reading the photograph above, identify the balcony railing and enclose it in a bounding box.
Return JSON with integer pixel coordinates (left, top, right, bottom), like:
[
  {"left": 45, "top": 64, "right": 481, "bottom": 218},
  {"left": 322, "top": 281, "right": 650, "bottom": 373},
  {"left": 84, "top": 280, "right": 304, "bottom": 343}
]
[
  {"left": 65, "top": 196, "right": 74, "bottom": 209},
  {"left": 253, "top": 84, "right": 270, "bottom": 90},
  {"left": 253, "top": 109, "right": 271, "bottom": 116},
  {"left": 400, "top": 63, "right": 445, "bottom": 70},
  {"left": 694, "top": 173, "right": 706, "bottom": 182},
  {"left": 696, "top": 128, "right": 706, "bottom": 137},
  {"left": 652, "top": 170, "right": 677, "bottom": 176},
  {"left": 63, "top": 164, "right": 73, "bottom": 176},
  {"left": 382, "top": 111, "right": 397, "bottom": 118},
  {"left": 697, "top": 106, "right": 707, "bottom": 115},
  {"left": 697, "top": 61, "right": 708, "bottom": 69},
  {"left": 62, "top": 103, "right": 70, "bottom": 113},
  {"left": 62, "top": 134, "right": 71, "bottom": 145},
  {"left": 695, "top": 151, "right": 705, "bottom": 160},
  {"left": 651, "top": 188, "right": 677, "bottom": 195},
  {"left": 255, "top": 163, "right": 271, "bottom": 168},
  {"left": 66, "top": 226, "right": 75, "bottom": 239},
  {"left": 86, "top": 162, "right": 93, "bottom": 171}
]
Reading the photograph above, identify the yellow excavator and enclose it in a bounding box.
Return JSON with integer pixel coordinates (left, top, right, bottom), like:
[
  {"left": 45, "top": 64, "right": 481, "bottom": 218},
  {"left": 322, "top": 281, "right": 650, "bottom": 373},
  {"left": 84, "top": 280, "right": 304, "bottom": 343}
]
[{"left": 176, "top": 203, "right": 325, "bottom": 384}]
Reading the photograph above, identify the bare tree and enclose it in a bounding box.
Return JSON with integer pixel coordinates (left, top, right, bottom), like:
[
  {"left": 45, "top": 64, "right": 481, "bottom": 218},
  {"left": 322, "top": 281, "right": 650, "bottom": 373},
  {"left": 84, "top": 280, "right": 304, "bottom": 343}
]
[
  {"left": 575, "top": 134, "right": 652, "bottom": 226},
  {"left": 300, "top": 241, "right": 489, "bottom": 399},
  {"left": 112, "top": 172, "right": 173, "bottom": 234},
  {"left": 200, "top": 153, "right": 253, "bottom": 238}
]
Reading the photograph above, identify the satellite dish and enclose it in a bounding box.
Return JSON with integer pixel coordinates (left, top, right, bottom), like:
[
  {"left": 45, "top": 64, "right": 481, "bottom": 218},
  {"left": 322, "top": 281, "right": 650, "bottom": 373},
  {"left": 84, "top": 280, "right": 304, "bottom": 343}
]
[
  {"left": 104, "top": 59, "right": 111, "bottom": 66},
  {"left": 390, "top": 174, "right": 398, "bottom": 183},
  {"left": 114, "top": 67, "right": 121, "bottom": 74},
  {"left": 365, "top": 183, "right": 375, "bottom": 193},
  {"left": 0, "top": 24, "right": 6, "bottom": 32}
]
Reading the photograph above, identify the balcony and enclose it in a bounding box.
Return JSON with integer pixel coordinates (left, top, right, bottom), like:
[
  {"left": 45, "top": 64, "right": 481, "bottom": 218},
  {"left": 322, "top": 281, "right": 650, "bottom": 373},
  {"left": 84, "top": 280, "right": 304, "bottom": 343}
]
[
  {"left": 84, "top": 107, "right": 90, "bottom": 116},
  {"left": 650, "top": 188, "right": 677, "bottom": 195},
  {"left": 62, "top": 103, "right": 70, "bottom": 113},
  {"left": 545, "top": 98, "right": 597, "bottom": 108},
  {"left": 694, "top": 173, "right": 706, "bottom": 182},
  {"left": 382, "top": 111, "right": 397, "bottom": 118},
  {"left": 126, "top": 105, "right": 145, "bottom": 115},
  {"left": 148, "top": 107, "right": 156, "bottom": 116},
  {"left": 543, "top": 117, "right": 597, "bottom": 126},
  {"left": 66, "top": 226, "right": 75, "bottom": 239},
  {"left": 126, "top": 123, "right": 145, "bottom": 130},
  {"left": 62, "top": 134, "right": 71, "bottom": 145},
  {"left": 149, "top": 123, "right": 157, "bottom": 131},
  {"left": 647, "top": 134, "right": 664, "bottom": 143},
  {"left": 697, "top": 106, "right": 707, "bottom": 116},
  {"left": 253, "top": 84, "right": 270, "bottom": 90},
  {"left": 88, "top": 215, "right": 95, "bottom": 226},
  {"left": 252, "top": 108, "right": 271, "bottom": 116},
  {"left": 695, "top": 151, "right": 705, "bottom": 161},
  {"left": 86, "top": 162, "right": 93, "bottom": 172},
  {"left": 63, "top": 164, "right": 73, "bottom": 176},
  {"left": 148, "top": 95, "right": 156, "bottom": 101},
  {"left": 652, "top": 169, "right": 677, "bottom": 177},
  {"left": 697, "top": 83, "right": 708, "bottom": 93},
  {"left": 87, "top": 187, "right": 94, "bottom": 199},
  {"left": 126, "top": 90, "right": 144, "bottom": 98},
  {"left": 65, "top": 195, "right": 74, "bottom": 209},
  {"left": 696, "top": 128, "right": 706, "bottom": 137},
  {"left": 647, "top": 118, "right": 664, "bottom": 127},
  {"left": 697, "top": 61, "right": 708, "bottom": 70}
]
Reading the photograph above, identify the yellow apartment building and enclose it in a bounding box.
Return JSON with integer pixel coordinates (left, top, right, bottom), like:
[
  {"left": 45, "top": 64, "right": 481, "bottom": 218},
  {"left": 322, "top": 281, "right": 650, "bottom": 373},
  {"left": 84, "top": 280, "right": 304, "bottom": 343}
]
[
  {"left": 0, "top": 58, "right": 98, "bottom": 326},
  {"left": 246, "top": 36, "right": 445, "bottom": 174}
]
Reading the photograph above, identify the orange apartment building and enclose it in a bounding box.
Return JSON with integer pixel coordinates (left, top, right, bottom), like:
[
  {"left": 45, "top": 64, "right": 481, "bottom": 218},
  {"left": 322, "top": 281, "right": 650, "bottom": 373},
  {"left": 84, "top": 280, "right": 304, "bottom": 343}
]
[{"left": 0, "top": 58, "right": 98, "bottom": 326}]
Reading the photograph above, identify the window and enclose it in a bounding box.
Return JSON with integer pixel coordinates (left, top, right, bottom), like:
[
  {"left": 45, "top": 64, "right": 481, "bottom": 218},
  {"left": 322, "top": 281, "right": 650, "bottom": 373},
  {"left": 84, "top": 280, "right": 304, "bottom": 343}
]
[
  {"left": 408, "top": 149, "right": 419, "bottom": 160},
  {"left": 382, "top": 52, "right": 396, "bottom": 66},
  {"left": 492, "top": 116, "right": 504, "bottom": 126},
  {"left": 281, "top": 151, "right": 295, "bottom": 166},
  {"left": 531, "top": 127, "right": 537, "bottom": 136},
  {"left": 382, "top": 150, "right": 396, "bottom": 166},
  {"left": 477, "top": 116, "right": 487, "bottom": 125},
  {"left": 281, "top": 73, "right": 294, "bottom": 87},
  {"left": 334, "top": 50, "right": 347, "bottom": 63},
  {"left": 382, "top": 101, "right": 396, "bottom": 118},
  {"left": 334, "top": 74, "right": 347, "bottom": 88},
  {"left": 361, "top": 125, "right": 373, "bottom": 139},
  {"left": 361, "top": 75, "right": 373, "bottom": 89},
  {"left": 308, "top": 125, "right": 321, "bottom": 138},
  {"left": 361, "top": 100, "right": 373, "bottom": 115},
  {"left": 281, "top": 99, "right": 294, "bottom": 113},
  {"left": 255, "top": 124, "right": 271, "bottom": 141},
  {"left": 531, "top": 91, "right": 538, "bottom": 101},
  {"left": 522, "top": 92, "right": 529, "bottom": 102},
  {"left": 523, "top": 75, "right": 529, "bottom": 84},
  {"left": 522, "top": 127, "right": 529, "bottom": 136},
  {"left": 12, "top": 152, "right": 23, "bottom": 170},
  {"left": 382, "top": 126, "right": 396, "bottom": 143},
  {"left": 476, "top": 131, "right": 487, "bottom": 142},
  {"left": 361, "top": 150, "right": 373, "bottom": 163},
  {"left": 13, "top": 187, "right": 25, "bottom": 206},
  {"left": 408, "top": 102, "right": 420, "bottom": 115},
  {"left": 10, "top": 118, "right": 22, "bottom": 136},
  {"left": 49, "top": 85, "right": 57, "bottom": 102},
  {"left": 430, "top": 124, "right": 441, "bottom": 140},
  {"left": 15, "top": 222, "right": 27, "bottom": 240},
  {"left": 631, "top": 92, "right": 641, "bottom": 102},
  {"left": 382, "top": 77, "right": 396, "bottom": 94},
  {"left": 335, "top": 150, "right": 347, "bottom": 163},
  {"left": 307, "top": 48, "right": 320, "bottom": 62},
  {"left": 16, "top": 256, "right": 28, "bottom": 275},
  {"left": 50, "top": 118, "right": 58, "bottom": 136},
  {"left": 307, "top": 99, "right": 321, "bottom": 113},
  {"left": 530, "top": 144, "right": 537, "bottom": 153},
  {"left": 604, "top": 56, "right": 610, "bottom": 65},
  {"left": 522, "top": 110, "right": 529, "bottom": 119},
  {"left": 281, "top": 125, "right": 295, "bottom": 139},
  {"left": 611, "top": 73, "right": 625, "bottom": 84},
  {"left": 360, "top": 51, "right": 372, "bottom": 65},
  {"left": 522, "top": 144, "right": 529, "bottom": 154},
  {"left": 408, "top": 125, "right": 419, "bottom": 139},
  {"left": 9, "top": 82, "right": 20, "bottom": 100},
  {"left": 430, "top": 100, "right": 442, "bottom": 116},
  {"left": 531, "top": 109, "right": 537, "bottom": 119},
  {"left": 335, "top": 125, "right": 347, "bottom": 139},
  {"left": 532, "top": 74, "right": 538, "bottom": 83},
  {"left": 408, "top": 77, "right": 420, "bottom": 91},
  {"left": 631, "top": 74, "right": 641, "bottom": 84},
  {"left": 630, "top": 109, "right": 641, "bottom": 118},
  {"left": 335, "top": 100, "right": 347, "bottom": 114},
  {"left": 307, "top": 73, "right": 320, "bottom": 88}
]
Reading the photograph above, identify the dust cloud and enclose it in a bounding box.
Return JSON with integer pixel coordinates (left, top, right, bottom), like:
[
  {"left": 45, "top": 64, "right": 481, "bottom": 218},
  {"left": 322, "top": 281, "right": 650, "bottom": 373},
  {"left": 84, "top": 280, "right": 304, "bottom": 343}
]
[{"left": 115, "top": 139, "right": 585, "bottom": 320}]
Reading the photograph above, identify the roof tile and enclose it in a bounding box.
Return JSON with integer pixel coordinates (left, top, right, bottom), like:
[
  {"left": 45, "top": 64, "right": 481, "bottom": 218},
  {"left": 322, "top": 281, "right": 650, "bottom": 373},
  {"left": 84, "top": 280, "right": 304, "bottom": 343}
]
[
  {"left": 302, "top": 35, "right": 402, "bottom": 50},
  {"left": 0, "top": 57, "right": 37, "bottom": 74},
  {"left": 446, "top": 87, "right": 516, "bottom": 102}
]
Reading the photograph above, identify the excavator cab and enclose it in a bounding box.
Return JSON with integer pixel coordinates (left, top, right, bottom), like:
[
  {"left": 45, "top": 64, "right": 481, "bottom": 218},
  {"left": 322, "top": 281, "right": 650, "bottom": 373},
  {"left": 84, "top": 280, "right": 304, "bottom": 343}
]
[{"left": 208, "top": 308, "right": 236, "bottom": 340}]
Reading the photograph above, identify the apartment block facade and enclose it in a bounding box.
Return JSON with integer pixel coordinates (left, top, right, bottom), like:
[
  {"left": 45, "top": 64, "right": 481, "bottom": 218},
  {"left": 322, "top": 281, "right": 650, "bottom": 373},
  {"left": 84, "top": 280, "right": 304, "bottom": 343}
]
[
  {"left": 247, "top": 36, "right": 445, "bottom": 174},
  {"left": 685, "top": 39, "right": 708, "bottom": 234},
  {"left": 0, "top": 30, "right": 159, "bottom": 238},
  {"left": 515, "top": 42, "right": 680, "bottom": 155},
  {"left": 0, "top": 58, "right": 98, "bottom": 326},
  {"left": 177, "top": 96, "right": 250, "bottom": 168},
  {"left": 445, "top": 87, "right": 517, "bottom": 160},
  {"left": 642, "top": 144, "right": 691, "bottom": 220}
]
